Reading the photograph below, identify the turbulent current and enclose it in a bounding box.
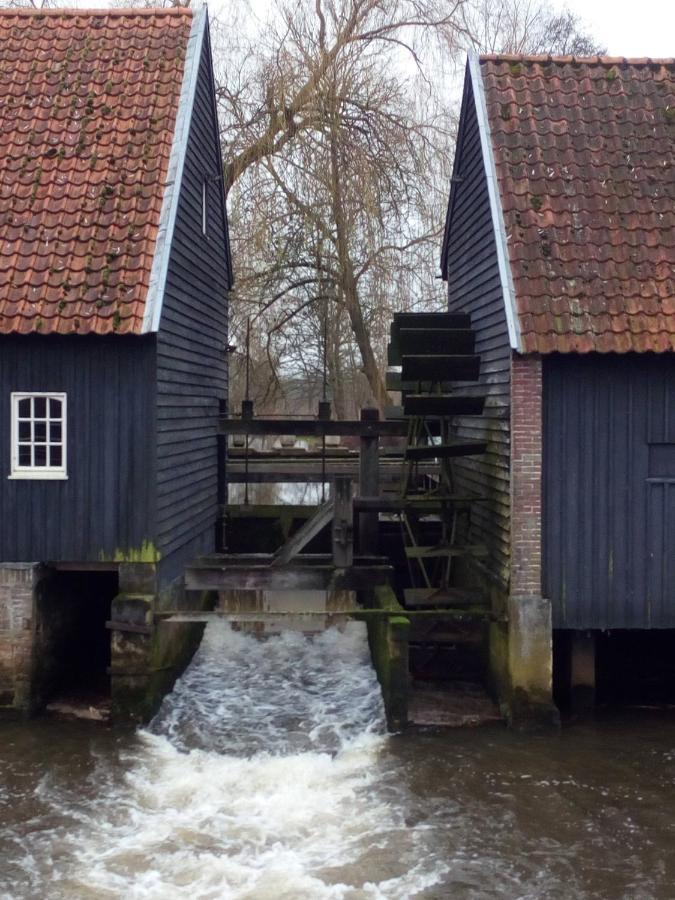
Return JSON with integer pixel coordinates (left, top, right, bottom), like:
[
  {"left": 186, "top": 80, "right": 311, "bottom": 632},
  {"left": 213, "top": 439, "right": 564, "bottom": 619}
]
[{"left": 2, "top": 621, "right": 675, "bottom": 899}]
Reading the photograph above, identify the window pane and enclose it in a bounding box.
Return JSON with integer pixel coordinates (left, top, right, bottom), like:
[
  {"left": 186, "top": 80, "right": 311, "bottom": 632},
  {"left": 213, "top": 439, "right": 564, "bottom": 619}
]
[
  {"left": 18, "top": 421, "right": 31, "bottom": 441},
  {"left": 18, "top": 445, "right": 32, "bottom": 466},
  {"left": 49, "top": 422, "right": 62, "bottom": 443},
  {"left": 49, "top": 398, "right": 62, "bottom": 418},
  {"left": 34, "top": 445, "right": 47, "bottom": 466},
  {"left": 49, "top": 446, "right": 62, "bottom": 467},
  {"left": 34, "top": 397, "right": 47, "bottom": 418},
  {"left": 18, "top": 398, "right": 31, "bottom": 417},
  {"left": 34, "top": 422, "right": 47, "bottom": 442}
]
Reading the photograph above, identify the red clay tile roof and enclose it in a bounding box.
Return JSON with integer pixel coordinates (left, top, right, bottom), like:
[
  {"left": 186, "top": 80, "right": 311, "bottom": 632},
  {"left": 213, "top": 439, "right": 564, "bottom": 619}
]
[
  {"left": 0, "top": 7, "right": 193, "bottom": 335},
  {"left": 480, "top": 55, "right": 675, "bottom": 353}
]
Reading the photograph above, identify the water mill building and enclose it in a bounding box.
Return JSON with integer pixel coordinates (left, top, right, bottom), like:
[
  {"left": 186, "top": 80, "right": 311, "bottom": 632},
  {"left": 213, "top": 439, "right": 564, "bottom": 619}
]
[
  {"left": 0, "top": 7, "right": 232, "bottom": 717},
  {"left": 442, "top": 54, "right": 675, "bottom": 714}
]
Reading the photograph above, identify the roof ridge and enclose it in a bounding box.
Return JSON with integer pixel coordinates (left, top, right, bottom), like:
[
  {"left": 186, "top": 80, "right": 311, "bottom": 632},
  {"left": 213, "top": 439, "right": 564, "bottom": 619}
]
[
  {"left": 0, "top": 6, "right": 192, "bottom": 17},
  {"left": 479, "top": 53, "right": 675, "bottom": 67}
]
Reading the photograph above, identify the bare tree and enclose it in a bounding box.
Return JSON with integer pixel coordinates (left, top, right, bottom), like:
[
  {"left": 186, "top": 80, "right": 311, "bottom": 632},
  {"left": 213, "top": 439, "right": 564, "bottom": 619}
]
[
  {"left": 462, "top": 0, "right": 605, "bottom": 56},
  {"left": 221, "top": 0, "right": 468, "bottom": 411}
]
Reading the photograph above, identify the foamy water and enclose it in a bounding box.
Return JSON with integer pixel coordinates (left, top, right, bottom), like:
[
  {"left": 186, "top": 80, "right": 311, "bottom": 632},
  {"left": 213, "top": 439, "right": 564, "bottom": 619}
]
[{"left": 3, "top": 622, "right": 447, "bottom": 899}]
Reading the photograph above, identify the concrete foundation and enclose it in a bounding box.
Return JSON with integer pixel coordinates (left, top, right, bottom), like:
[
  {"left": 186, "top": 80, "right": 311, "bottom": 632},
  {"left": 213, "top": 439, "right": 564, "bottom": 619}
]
[
  {"left": 489, "top": 594, "right": 559, "bottom": 729},
  {"left": 110, "top": 563, "right": 214, "bottom": 723},
  {"left": 364, "top": 585, "right": 409, "bottom": 731}
]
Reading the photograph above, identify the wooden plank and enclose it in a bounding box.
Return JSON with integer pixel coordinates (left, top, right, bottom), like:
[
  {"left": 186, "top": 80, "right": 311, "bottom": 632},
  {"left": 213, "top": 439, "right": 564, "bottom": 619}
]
[
  {"left": 393, "top": 312, "right": 471, "bottom": 329},
  {"left": 219, "top": 418, "right": 407, "bottom": 437},
  {"left": 272, "top": 500, "right": 334, "bottom": 565},
  {"left": 185, "top": 564, "right": 393, "bottom": 591},
  {"left": 385, "top": 372, "right": 458, "bottom": 393},
  {"left": 354, "top": 495, "right": 486, "bottom": 512},
  {"left": 156, "top": 608, "right": 496, "bottom": 622},
  {"left": 403, "top": 394, "right": 485, "bottom": 417},
  {"left": 403, "top": 587, "right": 484, "bottom": 608},
  {"left": 332, "top": 476, "right": 354, "bottom": 567},
  {"left": 405, "top": 543, "right": 487, "bottom": 559},
  {"left": 405, "top": 441, "right": 487, "bottom": 461},
  {"left": 401, "top": 355, "right": 480, "bottom": 382},
  {"left": 388, "top": 328, "right": 475, "bottom": 365}
]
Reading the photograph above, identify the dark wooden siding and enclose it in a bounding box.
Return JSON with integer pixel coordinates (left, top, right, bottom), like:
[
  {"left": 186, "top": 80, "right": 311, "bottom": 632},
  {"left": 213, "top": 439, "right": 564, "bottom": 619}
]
[
  {"left": 156, "top": 23, "right": 231, "bottom": 587},
  {"left": 443, "top": 72, "right": 511, "bottom": 587},
  {"left": 543, "top": 353, "right": 675, "bottom": 629},
  {"left": 0, "top": 335, "right": 155, "bottom": 562}
]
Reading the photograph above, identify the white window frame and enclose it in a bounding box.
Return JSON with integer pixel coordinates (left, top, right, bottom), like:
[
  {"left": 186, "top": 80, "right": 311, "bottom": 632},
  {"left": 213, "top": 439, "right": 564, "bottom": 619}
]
[{"left": 9, "top": 392, "right": 68, "bottom": 480}]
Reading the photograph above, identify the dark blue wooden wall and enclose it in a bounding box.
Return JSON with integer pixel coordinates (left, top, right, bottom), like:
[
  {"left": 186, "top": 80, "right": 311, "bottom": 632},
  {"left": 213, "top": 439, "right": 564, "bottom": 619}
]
[
  {"left": 544, "top": 353, "right": 675, "bottom": 629},
  {"left": 0, "top": 335, "right": 155, "bottom": 562},
  {"left": 443, "top": 69, "right": 511, "bottom": 588},
  {"left": 155, "top": 22, "right": 231, "bottom": 586}
]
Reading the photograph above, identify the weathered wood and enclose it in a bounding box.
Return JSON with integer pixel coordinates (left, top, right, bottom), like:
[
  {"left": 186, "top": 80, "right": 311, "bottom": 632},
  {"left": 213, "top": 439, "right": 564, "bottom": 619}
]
[
  {"left": 403, "top": 587, "right": 484, "bottom": 608},
  {"left": 405, "top": 441, "right": 487, "bottom": 461},
  {"left": 156, "top": 608, "right": 498, "bottom": 621},
  {"left": 393, "top": 312, "right": 471, "bottom": 329},
  {"left": 388, "top": 328, "right": 475, "bottom": 365},
  {"left": 385, "top": 372, "right": 458, "bottom": 393},
  {"left": 194, "top": 553, "right": 386, "bottom": 566},
  {"left": 401, "top": 354, "right": 480, "bottom": 382},
  {"left": 332, "top": 476, "right": 354, "bottom": 567},
  {"left": 405, "top": 543, "right": 487, "bottom": 559},
  {"left": 219, "top": 418, "right": 407, "bottom": 437},
  {"left": 225, "top": 457, "right": 438, "bottom": 482},
  {"left": 272, "top": 499, "right": 334, "bottom": 565},
  {"left": 403, "top": 394, "right": 485, "bottom": 417},
  {"left": 359, "top": 409, "right": 380, "bottom": 556},
  {"left": 185, "top": 564, "right": 392, "bottom": 591},
  {"left": 354, "top": 495, "right": 483, "bottom": 512}
]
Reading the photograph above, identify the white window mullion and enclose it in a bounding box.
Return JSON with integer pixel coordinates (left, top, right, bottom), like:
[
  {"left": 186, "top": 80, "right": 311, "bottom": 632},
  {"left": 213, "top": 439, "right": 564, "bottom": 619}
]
[{"left": 9, "top": 392, "right": 67, "bottom": 480}]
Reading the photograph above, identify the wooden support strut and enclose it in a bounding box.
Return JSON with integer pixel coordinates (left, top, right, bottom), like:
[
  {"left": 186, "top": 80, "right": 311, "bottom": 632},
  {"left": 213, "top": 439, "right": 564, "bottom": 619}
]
[{"left": 359, "top": 408, "right": 380, "bottom": 557}]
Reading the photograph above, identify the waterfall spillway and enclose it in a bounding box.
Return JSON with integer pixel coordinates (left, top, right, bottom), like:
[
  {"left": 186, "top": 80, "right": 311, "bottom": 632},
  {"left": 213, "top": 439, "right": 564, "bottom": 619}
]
[{"left": 8, "top": 621, "right": 445, "bottom": 899}]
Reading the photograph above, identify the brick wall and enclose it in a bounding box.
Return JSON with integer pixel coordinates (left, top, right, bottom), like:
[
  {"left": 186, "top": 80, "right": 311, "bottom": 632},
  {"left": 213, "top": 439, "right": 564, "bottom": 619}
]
[
  {"left": 510, "top": 355, "right": 543, "bottom": 597},
  {"left": 0, "top": 563, "right": 40, "bottom": 708}
]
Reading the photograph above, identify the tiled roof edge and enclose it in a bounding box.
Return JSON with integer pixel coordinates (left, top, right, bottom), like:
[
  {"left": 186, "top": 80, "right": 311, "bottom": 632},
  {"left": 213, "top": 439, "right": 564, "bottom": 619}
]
[
  {"left": 468, "top": 51, "right": 521, "bottom": 352},
  {"left": 0, "top": 7, "right": 192, "bottom": 17},
  {"left": 479, "top": 53, "right": 675, "bottom": 66},
  {"left": 142, "top": 3, "right": 207, "bottom": 334}
]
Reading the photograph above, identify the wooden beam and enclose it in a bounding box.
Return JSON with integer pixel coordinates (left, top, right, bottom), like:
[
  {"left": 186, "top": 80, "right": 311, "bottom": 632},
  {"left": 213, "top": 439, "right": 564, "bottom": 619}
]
[
  {"left": 185, "top": 564, "right": 392, "bottom": 591},
  {"left": 332, "top": 476, "right": 354, "bottom": 567},
  {"left": 225, "top": 457, "right": 438, "bottom": 483},
  {"left": 401, "top": 354, "right": 480, "bottom": 382},
  {"left": 156, "top": 608, "right": 497, "bottom": 622},
  {"left": 219, "top": 418, "right": 407, "bottom": 437},
  {"left": 393, "top": 312, "right": 471, "bottom": 329},
  {"left": 272, "top": 500, "right": 334, "bottom": 565}
]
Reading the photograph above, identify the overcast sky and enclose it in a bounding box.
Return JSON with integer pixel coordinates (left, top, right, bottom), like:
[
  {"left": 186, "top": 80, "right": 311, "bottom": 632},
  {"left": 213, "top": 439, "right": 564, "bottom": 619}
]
[{"left": 555, "top": 0, "right": 674, "bottom": 57}]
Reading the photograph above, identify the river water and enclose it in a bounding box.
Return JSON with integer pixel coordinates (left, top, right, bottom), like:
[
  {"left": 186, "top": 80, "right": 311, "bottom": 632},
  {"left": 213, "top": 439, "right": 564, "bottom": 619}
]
[{"left": 2, "top": 621, "right": 675, "bottom": 899}]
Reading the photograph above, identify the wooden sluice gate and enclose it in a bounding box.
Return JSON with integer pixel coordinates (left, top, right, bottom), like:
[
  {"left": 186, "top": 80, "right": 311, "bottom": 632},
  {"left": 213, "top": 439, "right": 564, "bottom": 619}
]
[{"left": 179, "top": 310, "right": 501, "bottom": 729}]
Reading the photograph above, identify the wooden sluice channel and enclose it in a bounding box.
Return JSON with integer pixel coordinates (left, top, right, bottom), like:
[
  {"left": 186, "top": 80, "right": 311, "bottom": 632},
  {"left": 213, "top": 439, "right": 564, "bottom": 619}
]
[{"left": 181, "top": 310, "right": 501, "bottom": 730}]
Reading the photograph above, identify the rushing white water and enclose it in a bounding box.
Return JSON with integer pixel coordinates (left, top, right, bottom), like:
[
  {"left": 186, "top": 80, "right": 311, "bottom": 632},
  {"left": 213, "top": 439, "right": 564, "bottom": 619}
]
[{"left": 5, "top": 622, "right": 447, "bottom": 899}]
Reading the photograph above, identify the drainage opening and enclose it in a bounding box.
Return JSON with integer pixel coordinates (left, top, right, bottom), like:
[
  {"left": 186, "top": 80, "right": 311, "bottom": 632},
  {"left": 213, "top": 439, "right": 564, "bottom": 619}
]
[{"left": 36, "top": 571, "right": 117, "bottom": 714}]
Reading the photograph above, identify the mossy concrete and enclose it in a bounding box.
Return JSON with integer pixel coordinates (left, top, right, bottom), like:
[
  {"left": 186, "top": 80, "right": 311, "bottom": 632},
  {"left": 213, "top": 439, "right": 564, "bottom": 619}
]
[
  {"left": 110, "top": 565, "right": 215, "bottom": 723},
  {"left": 488, "top": 593, "right": 559, "bottom": 730},
  {"left": 364, "top": 585, "right": 409, "bottom": 731}
]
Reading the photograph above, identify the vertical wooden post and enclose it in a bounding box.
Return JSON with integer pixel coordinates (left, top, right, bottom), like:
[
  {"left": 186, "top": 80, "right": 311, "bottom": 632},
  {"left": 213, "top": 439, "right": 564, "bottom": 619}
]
[
  {"left": 332, "top": 476, "right": 353, "bottom": 567},
  {"left": 359, "top": 407, "right": 380, "bottom": 556}
]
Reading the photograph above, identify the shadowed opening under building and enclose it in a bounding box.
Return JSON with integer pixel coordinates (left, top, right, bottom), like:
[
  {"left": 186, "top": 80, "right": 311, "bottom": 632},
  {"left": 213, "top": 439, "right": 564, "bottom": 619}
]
[
  {"left": 35, "top": 571, "right": 117, "bottom": 714},
  {"left": 554, "top": 629, "right": 675, "bottom": 713}
]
